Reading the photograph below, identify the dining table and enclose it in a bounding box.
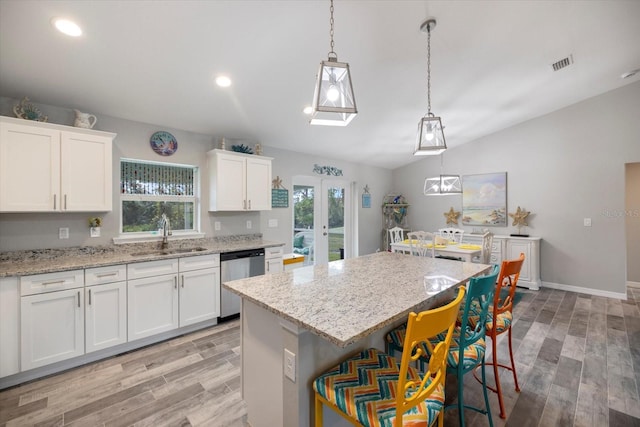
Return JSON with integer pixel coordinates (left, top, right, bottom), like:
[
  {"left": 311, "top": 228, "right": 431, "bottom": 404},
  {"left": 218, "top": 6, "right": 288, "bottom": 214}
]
[{"left": 390, "top": 239, "right": 482, "bottom": 262}]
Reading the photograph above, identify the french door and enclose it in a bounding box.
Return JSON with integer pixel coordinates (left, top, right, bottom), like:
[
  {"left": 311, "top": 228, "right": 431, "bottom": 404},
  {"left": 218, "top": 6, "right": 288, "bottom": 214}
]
[{"left": 292, "top": 177, "right": 353, "bottom": 265}]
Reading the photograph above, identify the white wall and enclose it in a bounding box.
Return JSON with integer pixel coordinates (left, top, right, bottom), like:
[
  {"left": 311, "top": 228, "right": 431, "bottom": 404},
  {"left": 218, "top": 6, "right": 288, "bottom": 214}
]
[
  {"left": 0, "top": 96, "right": 392, "bottom": 255},
  {"left": 393, "top": 81, "right": 640, "bottom": 295}
]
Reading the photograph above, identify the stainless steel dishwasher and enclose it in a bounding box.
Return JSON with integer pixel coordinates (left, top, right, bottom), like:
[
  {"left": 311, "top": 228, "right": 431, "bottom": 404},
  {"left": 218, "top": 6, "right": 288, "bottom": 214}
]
[{"left": 220, "top": 248, "right": 265, "bottom": 319}]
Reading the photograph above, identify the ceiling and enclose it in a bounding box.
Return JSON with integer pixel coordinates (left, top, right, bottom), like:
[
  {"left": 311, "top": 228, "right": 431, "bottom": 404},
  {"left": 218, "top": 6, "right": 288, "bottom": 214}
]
[{"left": 1, "top": 1, "right": 639, "bottom": 170}]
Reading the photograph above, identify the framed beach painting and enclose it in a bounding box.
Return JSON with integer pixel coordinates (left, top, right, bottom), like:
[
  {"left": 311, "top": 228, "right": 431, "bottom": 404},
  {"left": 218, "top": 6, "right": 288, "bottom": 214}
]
[{"left": 462, "top": 172, "right": 507, "bottom": 226}]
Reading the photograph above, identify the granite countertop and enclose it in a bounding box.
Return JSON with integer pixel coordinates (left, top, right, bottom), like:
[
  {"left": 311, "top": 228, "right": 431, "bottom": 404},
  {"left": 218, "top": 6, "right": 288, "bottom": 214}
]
[
  {"left": 223, "top": 251, "right": 491, "bottom": 347},
  {"left": 0, "top": 235, "right": 284, "bottom": 277}
]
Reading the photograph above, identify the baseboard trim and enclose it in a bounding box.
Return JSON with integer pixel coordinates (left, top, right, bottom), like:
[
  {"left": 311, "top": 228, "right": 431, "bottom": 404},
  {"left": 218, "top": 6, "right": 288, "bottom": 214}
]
[
  {"left": 542, "top": 281, "right": 627, "bottom": 300},
  {"left": 627, "top": 281, "right": 640, "bottom": 289}
]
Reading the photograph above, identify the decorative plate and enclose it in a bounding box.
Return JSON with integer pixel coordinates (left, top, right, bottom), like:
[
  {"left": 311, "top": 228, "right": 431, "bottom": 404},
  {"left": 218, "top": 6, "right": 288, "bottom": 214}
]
[
  {"left": 150, "top": 131, "right": 178, "bottom": 156},
  {"left": 13, "top": 97, "right": 48, "bottom": 122}
]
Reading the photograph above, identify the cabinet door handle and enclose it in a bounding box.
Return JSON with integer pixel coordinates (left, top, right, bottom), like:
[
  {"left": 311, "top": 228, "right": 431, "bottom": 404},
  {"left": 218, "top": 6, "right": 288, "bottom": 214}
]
[
  {"left": 53, "top": 194, "right": 57, "bottom": 210},
  {"left": 243, "top": 200, "right": 246, "bottom": 210},
  {"left": 42, "top": 280, "right": 64, "bottom": 286},
  {"left": 64, "top": 194, "right": 67, "bottom": 210},
  {"left": 174, "top": 276, "right": 177, "bottom": 289},
  {"left": 248, "top": 200, "right": 251, "bottom": 210},
  {"left": 181, "top": 275, "right": 184, "bottom": 288},
  {"left": 88, "top": 289, "right": 92, "bottom": 305},
  {"left": 77, "top": 291, "right": 81, "bottom": 307}
]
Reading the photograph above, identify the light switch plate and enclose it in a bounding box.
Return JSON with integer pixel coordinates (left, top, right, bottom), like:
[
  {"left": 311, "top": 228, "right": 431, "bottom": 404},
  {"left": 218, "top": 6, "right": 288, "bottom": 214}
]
[
  {"left": 268, "top": 219, "right": 278, "bottom": 228},
  {"left": 214, "top": 221, "right": 221, "bottom": 231},
  {"left": 584, "top": 218, "right": 592, "bottom": 227},
  {"left": 246, "top": 220, "right": 252, "bottom": 229}
]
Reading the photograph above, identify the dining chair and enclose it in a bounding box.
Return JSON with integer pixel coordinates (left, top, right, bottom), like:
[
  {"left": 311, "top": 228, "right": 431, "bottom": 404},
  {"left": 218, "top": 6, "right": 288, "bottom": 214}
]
[
  {"left": 314, "top": 287, "right": 466, "bottom": 427},
  {"left": 438, "top": 228, "right": 465, "bottom": 244},
  {"left": 386, "top": 266, "right": 499, "bottom": 427},
  {"left": 471, "top": 253, "right": 525, "bottom": 419},
  {"left": 388, "top": 226, "right": 405, "bottom": 249},
  {"left": 476, "top": 231, "right": 494, "bottom": 264},
  {"left": 407, "top": 231, "right": 435, "bottom": 258}
]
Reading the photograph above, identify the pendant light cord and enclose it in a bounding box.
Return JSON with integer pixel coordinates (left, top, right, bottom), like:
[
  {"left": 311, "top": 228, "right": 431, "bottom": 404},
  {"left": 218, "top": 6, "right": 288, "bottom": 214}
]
[
  {"left": 427, "top": 21, "right": 432, "bottom": 116},
  {"left": 328, "top": 0, "right": 336, "bottom": 59}
]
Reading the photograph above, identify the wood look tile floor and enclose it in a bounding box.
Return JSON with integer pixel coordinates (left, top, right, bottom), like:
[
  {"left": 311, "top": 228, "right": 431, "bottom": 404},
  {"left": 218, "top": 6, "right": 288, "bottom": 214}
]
[{"left": 2, "top": 286, "right": 640, "bottom": 426}]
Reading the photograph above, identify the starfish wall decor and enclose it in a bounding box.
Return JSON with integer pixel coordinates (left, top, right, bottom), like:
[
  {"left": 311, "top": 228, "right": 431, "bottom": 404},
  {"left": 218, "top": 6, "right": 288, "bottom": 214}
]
[
  {"left": 444, "top": 207, "right": 460, "bottom": 225},
  {"left": 509, "top": 206, "right": 531, "bottom": 236}
]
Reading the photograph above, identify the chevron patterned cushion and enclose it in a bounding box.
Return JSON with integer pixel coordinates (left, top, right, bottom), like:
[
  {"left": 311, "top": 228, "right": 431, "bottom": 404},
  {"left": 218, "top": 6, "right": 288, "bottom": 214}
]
[
  {"left": 461, "top": 301, "right": 512, "bottom": 334},
  {"left": 313, "top": 348, "right": 444, "bottom": 427},
  {"left": 429, "top": 327, "right": 486, "bottom": 370}
]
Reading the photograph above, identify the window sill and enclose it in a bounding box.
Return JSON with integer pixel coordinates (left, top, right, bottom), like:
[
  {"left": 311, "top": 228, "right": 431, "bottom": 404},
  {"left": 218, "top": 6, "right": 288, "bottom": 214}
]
[{"left": 113, "top": 232, "right": 206, "bottom": 245}]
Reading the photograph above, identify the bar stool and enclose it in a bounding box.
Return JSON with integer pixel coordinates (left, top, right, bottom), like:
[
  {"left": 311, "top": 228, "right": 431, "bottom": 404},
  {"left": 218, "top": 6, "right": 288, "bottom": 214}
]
[{"left": 313, "top": 287, "right": 465, "bottom": 427}]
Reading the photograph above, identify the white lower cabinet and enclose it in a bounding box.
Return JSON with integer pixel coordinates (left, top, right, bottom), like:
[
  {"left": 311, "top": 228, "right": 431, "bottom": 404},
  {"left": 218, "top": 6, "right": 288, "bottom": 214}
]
[
  {"left": 265, "top": 247, "right": 284, "bottom": 274},
  {"left": 85, "top": 281, "right": 127, "bottom": 353},
  {"left": 0, "top": 277, "right": 20, "bottom": 377},
  {"left": 21, "top": 287, "right": 85, "bottom": 371},
  {"left": 179, "top": 268, "right": 219, "bottom": 327},
  {"left": 128, "top": 273, "right": 179, "bottom": 341}
]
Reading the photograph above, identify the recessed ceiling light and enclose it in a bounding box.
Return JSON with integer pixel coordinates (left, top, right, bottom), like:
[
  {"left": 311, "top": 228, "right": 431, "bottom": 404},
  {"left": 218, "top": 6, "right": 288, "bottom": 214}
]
[
  {"left": 215, "top": 76, "right": 232, "bottom": 87},
  {"left": 621, "top": 69, "right": 640, "bottom": 79},
  {"left": 52, "top": 18, "right": 82, "bottom": 37},
  {"left": 303, "top": 106, "right": 313, "bottom": 115}
]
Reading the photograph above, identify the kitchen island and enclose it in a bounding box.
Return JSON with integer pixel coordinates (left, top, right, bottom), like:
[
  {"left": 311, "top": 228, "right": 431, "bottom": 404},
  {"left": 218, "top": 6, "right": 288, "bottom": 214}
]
[{"left": 223, "top": 251, "right": 491, "bottom": 427}]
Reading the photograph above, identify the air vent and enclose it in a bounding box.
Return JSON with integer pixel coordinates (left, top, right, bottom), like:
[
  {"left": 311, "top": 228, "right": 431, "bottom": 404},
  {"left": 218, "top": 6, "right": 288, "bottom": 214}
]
[{"left": 551, "top": 55, "right": 574, "bottom": 71}]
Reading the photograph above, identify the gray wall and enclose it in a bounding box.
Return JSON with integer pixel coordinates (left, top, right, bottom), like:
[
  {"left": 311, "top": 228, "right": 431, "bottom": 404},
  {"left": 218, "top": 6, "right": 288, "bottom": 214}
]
[
  {"left": 627, "top": 162, "right": 640, "bottom": 283},
  {"left": 0, "top": 96, "right": 392, "bottom": 256},
  {"left": 393, "top": 81, "right": 640, "bottom": 295}
]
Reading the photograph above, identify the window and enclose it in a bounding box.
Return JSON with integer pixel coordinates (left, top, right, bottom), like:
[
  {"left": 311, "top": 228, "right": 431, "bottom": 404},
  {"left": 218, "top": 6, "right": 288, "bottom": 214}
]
[{"left": 120, "top": 159, "right": 199, "bottom": 235}]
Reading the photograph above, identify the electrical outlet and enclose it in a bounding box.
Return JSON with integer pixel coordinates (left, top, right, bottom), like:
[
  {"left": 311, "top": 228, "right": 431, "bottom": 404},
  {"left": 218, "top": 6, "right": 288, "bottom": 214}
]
[
  {"left": 284, "top": 349, "right": 296, "bottom": 382},
  {"left": 268, "top": 219, "right": 278, "bottom": 228},
  {"left": 214, "top": 221, "right": 221, "bottom": 231},
  {"left": 90, "top": 227, "right": 100, "bottom": 238},
  {"left": 584, "top": 218, "right": 592, "bottom": 227},
  {"left": 246, "top": 220, "right": 252, "bottom": 229},
  {"left": 59, "top": 227, "right": 69, "bottom": 239}
]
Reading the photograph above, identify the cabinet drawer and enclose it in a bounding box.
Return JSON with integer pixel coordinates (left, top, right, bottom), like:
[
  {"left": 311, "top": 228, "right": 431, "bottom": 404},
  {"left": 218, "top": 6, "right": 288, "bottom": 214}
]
[
  {"left": 85, "top": 265, "right": 127, "bottom": 286},
  {"left": 265, "top": 246, "right": 283, "bottom": 259},
  {"left": 179, "top": 254, "right": 220, "bottom": 272},
  {"left": 127, "top": 259, "right": 179, "bottom": 280},
  {"left": 20, "top": 269, "right": 84, "bottom": 296}
]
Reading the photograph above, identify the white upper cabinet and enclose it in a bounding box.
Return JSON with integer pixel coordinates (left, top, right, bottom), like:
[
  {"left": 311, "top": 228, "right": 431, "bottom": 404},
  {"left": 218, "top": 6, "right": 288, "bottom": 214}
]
[
  {"left": 0, "top": 116, "right": 115, "bottom": 212},
  {"left": 207, "top": 149, "right": 272, "bottom": 211}
]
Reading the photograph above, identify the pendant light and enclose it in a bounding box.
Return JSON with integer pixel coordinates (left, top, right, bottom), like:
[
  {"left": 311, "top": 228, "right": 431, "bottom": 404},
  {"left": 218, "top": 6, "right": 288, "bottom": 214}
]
[
  {"left": 424, "top": 153, "right": 461, "bottom": 196},
  {"left": 310, "top": 0, "right": 357, "bottom": 126},
  {"left": 414, "top": 18, "right": 446, "bottom": 155}
]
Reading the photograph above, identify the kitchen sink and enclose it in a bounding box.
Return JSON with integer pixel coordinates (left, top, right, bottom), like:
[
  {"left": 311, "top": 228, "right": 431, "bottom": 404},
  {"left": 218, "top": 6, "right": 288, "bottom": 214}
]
[{"left": 130, "top": 247, "right": 209, "bottom": 257}]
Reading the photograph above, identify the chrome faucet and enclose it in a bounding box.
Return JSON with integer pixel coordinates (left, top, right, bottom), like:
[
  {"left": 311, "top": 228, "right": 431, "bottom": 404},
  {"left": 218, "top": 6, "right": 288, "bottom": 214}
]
[{"left": 160, "top": 213, "right": 171, "bottom": 249}]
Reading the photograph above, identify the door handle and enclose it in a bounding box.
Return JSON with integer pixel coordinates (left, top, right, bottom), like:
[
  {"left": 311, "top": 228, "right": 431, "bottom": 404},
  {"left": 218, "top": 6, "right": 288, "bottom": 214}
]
[
  {"left": 181, "top": 275, "right": 184, "bottom": 288},
  {"left": 174, "top": 276, "right": 177, "bottom": 289},
  {"left": 64, "top": 194, "right": 67, "bottom": 210},
  {"left": 77, "top": 291, "right": 81, "bottom": 307},
  {"left": 248, "top": 200, "right": 251, "bottom": 209},
  {"left": 88, "top": 289, "right": 92, "bottom": 305},
  {"left": 53, "top": 194, "right": 57, "bottom": 210},
  {"left": 323, "top": 232, "right": 328, "bottom": 236},
  {"left": 243, "top": 200, "right": 247, "bottom": 210}
]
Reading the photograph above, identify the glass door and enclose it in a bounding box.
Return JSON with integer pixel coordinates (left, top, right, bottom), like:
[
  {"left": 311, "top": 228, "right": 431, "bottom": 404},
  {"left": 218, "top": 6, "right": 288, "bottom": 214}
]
[{"left": 292, "top": 177, "right": 352, "bottom": 265}]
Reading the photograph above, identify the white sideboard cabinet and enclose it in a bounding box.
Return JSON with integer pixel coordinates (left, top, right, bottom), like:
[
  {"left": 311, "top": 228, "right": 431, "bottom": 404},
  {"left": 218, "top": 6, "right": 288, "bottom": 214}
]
[
  {"left": 0, "top": 116, "right": 115, "bottom": 212},
  {"left": 265, "top": 246, "right": 284, "bottom": 274},
  {"left": 207, "top": 149, "right": 272, "bottom": 211},
  {"left": 464, "top": 234, "right": 541, "bottom": 290}
]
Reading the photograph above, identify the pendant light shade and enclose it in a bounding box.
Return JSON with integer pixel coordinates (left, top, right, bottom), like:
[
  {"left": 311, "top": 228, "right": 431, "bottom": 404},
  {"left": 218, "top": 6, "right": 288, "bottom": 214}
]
[
  {"left": 414, "top": 18, "right": 446, "bottom": 155},
  {"left": 415, "top": 113, "right": 446, "bottom": 155},
  {"left": 310, "top": 0, "right": 357, "bottom": 126},
  {"left": 311, "top": 56, "right": 357, "bottom": 126},
  {"left": 424, "top": 175, "right": 462, "bottom": 195}
]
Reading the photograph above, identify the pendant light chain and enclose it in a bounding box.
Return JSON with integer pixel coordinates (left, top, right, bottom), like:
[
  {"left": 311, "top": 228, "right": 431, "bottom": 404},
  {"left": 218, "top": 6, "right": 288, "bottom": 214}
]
[
  {"left": 328, "top": 0, "right": 336, "bottom": 58},
  {"left": 426, "top": 22, "right": 432, "bottom": 115}
]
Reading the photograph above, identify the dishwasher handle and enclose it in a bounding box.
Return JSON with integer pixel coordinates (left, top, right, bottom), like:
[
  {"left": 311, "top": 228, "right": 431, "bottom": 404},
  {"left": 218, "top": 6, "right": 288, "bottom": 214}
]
[{"left": 220, "top": 249, "right": 265, "bottom": 261}]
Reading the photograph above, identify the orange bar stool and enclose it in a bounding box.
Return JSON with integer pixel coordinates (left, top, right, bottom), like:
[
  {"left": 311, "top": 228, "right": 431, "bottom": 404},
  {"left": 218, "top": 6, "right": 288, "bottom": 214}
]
[
  {"left": 471, "top": 253, "right": 525, "bottom": 419},
  {"left": 313, "top": 287, "right": 465, "bottom": 427}
]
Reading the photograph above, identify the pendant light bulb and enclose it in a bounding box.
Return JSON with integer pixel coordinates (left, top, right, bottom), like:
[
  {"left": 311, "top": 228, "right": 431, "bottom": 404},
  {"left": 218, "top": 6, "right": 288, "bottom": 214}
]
[{"left": 327, "top": 85, "right": 340, "bottom": 102}]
